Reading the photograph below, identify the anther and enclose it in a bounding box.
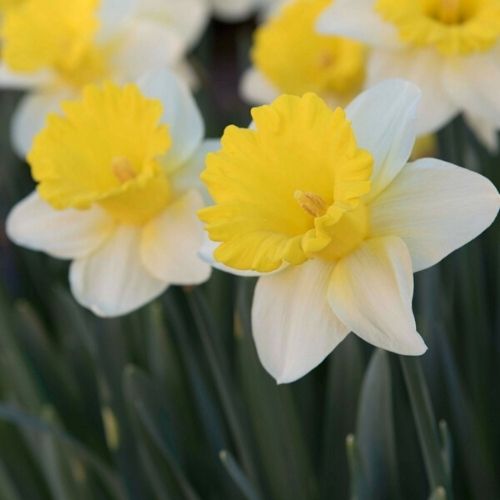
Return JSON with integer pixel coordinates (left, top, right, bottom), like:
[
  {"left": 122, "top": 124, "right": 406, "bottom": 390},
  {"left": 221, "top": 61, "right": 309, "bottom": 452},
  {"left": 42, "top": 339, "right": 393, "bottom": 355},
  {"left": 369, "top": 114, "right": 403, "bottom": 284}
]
[
  {"left": 294, "top": 190, "right": 328, "bottom": 217},
  {"left": 112, "top": 156, "right": 136, "bottom": 183}
]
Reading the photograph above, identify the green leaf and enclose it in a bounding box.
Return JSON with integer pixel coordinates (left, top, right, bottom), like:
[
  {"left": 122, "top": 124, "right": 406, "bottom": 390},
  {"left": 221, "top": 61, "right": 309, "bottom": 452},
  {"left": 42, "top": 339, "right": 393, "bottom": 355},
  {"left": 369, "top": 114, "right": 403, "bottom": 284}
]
[
  {"left": 0, "top": 403, "right": 122, "bottom": 498},
  {"left": 429, "top": 486, "right": 447, "bottom": 500},
  {"left": 186, "top": 287, "right": 260, "bottom": 487},
  {"left": 123, "top": 365, "right": 202, "bottom": 500},
  {"left": 400, "top": 357, "right": 452, "bottom": 498},
  {"left": 320, "top": 336, "right": 365, "bottom": 500},
  {"left": 163, "top": 290, "right": 230, "bottom": 456},
  {"left": 219, "top": 450, "right": 262, "bottom": 500},
  {"left": 345, "top": 434, "right": 364, "bottom": 500},
  {"left": 0, "top": 460, "right": 23, "bottom": 500},
  {"left": 356, "top": 350, "right": 400, "bottom": 500}
]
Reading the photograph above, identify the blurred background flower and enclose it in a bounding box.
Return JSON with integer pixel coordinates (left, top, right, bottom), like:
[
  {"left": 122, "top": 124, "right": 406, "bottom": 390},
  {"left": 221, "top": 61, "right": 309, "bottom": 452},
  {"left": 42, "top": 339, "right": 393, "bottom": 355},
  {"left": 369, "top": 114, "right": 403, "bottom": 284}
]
[
  {"left": 318, "top": 0, "right": 500, "bottom": 152},
  {"left": 0, "top": 0, "right": 209, "bottom": 157},
  {"left": 240, "top": 0, "right": 365, "bottom": 106}
]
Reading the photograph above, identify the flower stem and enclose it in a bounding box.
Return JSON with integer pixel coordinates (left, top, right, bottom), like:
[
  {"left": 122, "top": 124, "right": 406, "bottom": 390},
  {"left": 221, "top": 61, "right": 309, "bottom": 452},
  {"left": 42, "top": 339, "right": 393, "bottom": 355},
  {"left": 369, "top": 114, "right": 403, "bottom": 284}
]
[
  {"left": 400, "top": 357, "right": 453, "bottom": 499},
  {"left": 186, "top": 288, "right": 262, "bottom": 492}
]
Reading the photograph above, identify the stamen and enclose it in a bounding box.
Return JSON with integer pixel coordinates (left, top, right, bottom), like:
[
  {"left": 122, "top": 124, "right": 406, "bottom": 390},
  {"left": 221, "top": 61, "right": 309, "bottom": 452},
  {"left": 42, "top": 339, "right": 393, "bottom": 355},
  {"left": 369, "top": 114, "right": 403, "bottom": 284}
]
[
  {"left": 112, "top": 156, "right": 136, "bottom": 183},
  {"left": 319, "top": 52, "right": 335, "bottom": 69},
  {"left": 294, "top": 190, "right": 327, "bottom": 217}
]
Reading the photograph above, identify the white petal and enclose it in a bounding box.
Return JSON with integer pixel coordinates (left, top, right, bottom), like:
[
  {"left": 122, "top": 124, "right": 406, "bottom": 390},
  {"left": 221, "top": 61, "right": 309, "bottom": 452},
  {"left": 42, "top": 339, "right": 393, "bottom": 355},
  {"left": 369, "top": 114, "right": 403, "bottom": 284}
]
[
  {"left": 370, "top": 158, "right": 500, "bottom": 272},
  {"left": 6, "top": 192, "right": 114, "bottom": 259},
  {"left": 260, "top": 0, "right": 288, "bottom": 20},
  {"left": 97, "top": 0, "right": 137, "bottom": 40},
  {"left": 240, "top": 68, "right": 279, "bottom": 105},
  {"left": 70, "top": 226, "right": 166, "bottom": 317},
  {"left": 138, "top": 69, "right": 204, "bottom": 171},
  {"left": 172, "top": 59, "right": 199, "bottom": 90},
  {"left": 443, "top": 50, "right": 500, "bottom": 129},
  {"left": 0, "top": 64, "right": 51, "bottom": 89},
  {"left": 140, "top": 190, "right": 211, "bottom": 285},
  {"left": 252, "top": 260, "right": 350, "bottom": 384},
  {"left": 464, "top": 113, "right": 498, "bottom": 153},
  {"left": 111, "top": 20, "right": 184, "bottom": 82},
  {"left": 346, "top": 79, "right": 421, "bottom": 200},
  {"left": 329, "top": 237, "right": 427, "bottom": 355},
  {"left": 316, "top": 0, "right": 399, "bottom": 48},
  {"left": 137, "top": 0, "right": 209, "bottom": 50},
  {"left": 367, "top": 49, "right": 458, "bottom": 135},
  {"left": 11, "top": 90, "right": 70, "bottom": 158},
  {"left": 170, "top": 139, "right": 220, "bottom": 199}
]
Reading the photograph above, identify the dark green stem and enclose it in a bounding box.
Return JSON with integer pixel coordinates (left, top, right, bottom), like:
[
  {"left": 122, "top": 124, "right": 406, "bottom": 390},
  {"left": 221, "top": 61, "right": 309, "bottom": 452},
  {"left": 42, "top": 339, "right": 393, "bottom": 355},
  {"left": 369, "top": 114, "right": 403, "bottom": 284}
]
[
  {"left": 186, "top": 288, "right": 262, "bottom": 493},
  {"left": 400, "top": 357, "right": 453, "bottom": 499}
]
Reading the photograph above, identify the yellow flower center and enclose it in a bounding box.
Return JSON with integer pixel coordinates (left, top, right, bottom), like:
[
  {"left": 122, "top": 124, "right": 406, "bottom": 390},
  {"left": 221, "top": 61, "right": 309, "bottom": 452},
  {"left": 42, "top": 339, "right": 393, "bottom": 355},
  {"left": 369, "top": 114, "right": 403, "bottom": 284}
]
[
  {"left": 199, "top": 93, "right": 373, "bottom": 273},
  {"left": 376, "top": 0, "right": 500, "bottom": 55},
  {"left": 252, "top": 0, "right": 365, "bottom": 101},
  {"left": 29, "top": 82, "right": 173, "bottom": 225},
  {"left": 1, "top": 0, "right": 110, "bottom": 87}
]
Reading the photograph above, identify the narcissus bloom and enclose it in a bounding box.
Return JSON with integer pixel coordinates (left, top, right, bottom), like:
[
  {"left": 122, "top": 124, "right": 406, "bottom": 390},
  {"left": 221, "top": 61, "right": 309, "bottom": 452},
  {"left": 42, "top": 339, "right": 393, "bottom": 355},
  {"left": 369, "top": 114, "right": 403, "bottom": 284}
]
[
  {"left": 0, "top": 0, "right": 209, "bottom": 157},
  {"left": 241, "top": 0, "right": 365, "bottom": 106},
  {"left": 7, "top": 70, "right": 212, "bottom": 317},
  {"left": 317, "top": 0, "right": 500, "bottom": 151},
  {"left": 199, "top": 80, "right": 499, "bottom": 383}
]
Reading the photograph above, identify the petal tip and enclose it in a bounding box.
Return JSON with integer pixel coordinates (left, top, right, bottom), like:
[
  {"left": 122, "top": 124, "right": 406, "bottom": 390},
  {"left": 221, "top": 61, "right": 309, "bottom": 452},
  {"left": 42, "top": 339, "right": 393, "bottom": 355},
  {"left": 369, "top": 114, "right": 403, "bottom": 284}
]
[
  {"left": 274, "top": 371, "right": 301, "bottom": 385},
  {"left": 401, "top": 334, "right": 428, "bottom": 356}
]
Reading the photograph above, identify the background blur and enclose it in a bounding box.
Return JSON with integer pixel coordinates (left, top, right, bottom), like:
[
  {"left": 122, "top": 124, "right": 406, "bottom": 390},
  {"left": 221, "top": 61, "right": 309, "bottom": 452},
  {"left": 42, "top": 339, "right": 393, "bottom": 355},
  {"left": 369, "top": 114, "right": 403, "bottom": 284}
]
[{"left": 0, "top": 17, "right": 499, "bottom": 500}]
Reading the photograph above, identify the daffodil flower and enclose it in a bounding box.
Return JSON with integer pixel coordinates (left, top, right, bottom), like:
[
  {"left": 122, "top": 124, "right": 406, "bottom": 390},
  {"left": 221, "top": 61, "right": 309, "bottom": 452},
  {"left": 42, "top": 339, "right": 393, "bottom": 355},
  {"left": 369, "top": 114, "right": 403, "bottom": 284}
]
[
  {"left": 241, "top": 0, "right": 365, "bottom": 106},
  {"left": 0, "top": 0, "right": 209, "bottom": 157},
  {"left": 317, "top": 0, "right": 500, "bottom": 152},
  {"left": 199, "top": 80, "right": 499, "bottom": 383},
  {"left": 7, "top": 69, "right": 213, "bottom": 317}
]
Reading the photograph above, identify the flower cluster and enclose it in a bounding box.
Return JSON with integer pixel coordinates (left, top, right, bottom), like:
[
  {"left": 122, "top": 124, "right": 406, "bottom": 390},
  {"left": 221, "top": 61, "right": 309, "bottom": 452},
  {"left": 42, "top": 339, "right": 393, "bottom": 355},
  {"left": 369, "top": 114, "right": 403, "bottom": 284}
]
[{"left": 4, "top": 0, "right": 500, "bottom": 384}]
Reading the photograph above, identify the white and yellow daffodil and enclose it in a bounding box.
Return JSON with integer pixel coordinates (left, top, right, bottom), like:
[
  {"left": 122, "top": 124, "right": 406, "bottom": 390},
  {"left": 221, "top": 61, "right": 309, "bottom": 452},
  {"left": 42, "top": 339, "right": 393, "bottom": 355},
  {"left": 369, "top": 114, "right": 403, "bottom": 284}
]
[
  {"left": 199, "top": 80, "right": 499, "bottom": 383},
  {"left": 0, "top": 0, "right": 209, "bottom": 157},
  {"left": 241, "top": 0, "right": 365, "bottom": 106},
  {"left": 317, "top": 0, "right": 500, "bottom": 151},
  {"left": 7, "top": 69, "right": 213, "bottom": 317}
]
